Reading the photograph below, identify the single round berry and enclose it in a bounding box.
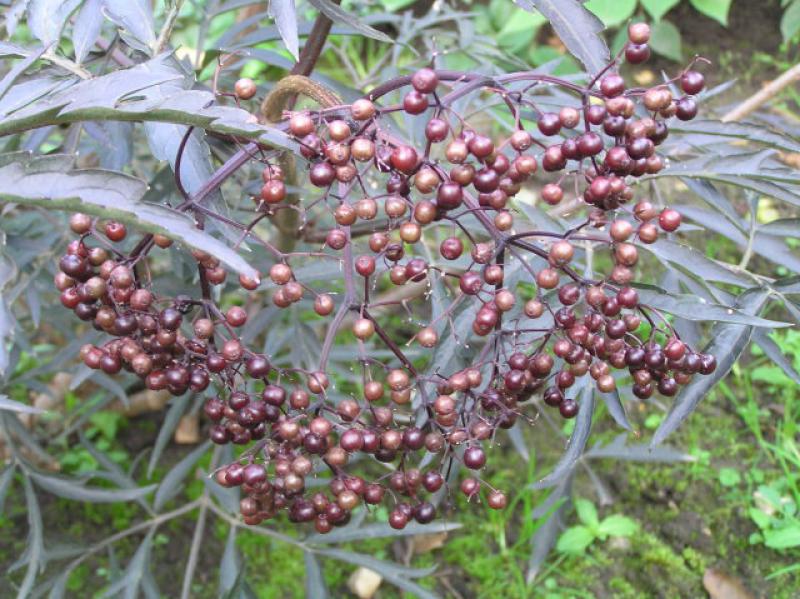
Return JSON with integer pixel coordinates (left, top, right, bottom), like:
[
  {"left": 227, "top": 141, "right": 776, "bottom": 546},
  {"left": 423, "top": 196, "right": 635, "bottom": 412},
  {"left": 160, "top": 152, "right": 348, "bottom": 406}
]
[
  {"left": 658, "top": 208, "right": 682, "bottom": 232},
  {"left": 411, "top": 68, "right": 438, "bottom": 93},
  {"left": 559, "top": 399, "right": 579, "bottom": 418},
  {"left": 625, "top": 43, "right": 650, "bottom": 64},
  {"left": 628, "top": 22, "right": 651, "bottom": 44},
  {"left": 675, "top": 97, "right": 698, "bottom": 121},
  {"left": 681, "top": 71, "right": 705, "bottom": 95},
  {"left": 234, "top": 78, "right": 257, "bottom": 100},
  {"left": 600, "top": 74, "right": 625, "bottom": 98}
]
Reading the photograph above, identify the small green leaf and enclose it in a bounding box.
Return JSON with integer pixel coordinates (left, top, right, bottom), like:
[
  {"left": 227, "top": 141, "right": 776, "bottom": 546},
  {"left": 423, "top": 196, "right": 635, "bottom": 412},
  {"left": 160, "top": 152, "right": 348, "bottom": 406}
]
[
  {"left": 764, "top": 524, "right": 800, "bottom": 549},
  {"left": 584, "top": 0, "right": 637, "bottom": 27},
  {"left": 641, "top": 0, "right": 680, "bottom": 21},
  {"left": 574, "top": 498, "right": 599, "bottom": 528},
  {"left": 718, "top": 467, "right": 741, "bottom": 487},
  {"left": 781, "top": 0, "right": 800, "bottom": 41},
  {"left": 597, "top": 514, "right": 638, "bottom": 538},
  {"left": 644, "top": 413, "right": 663, "bottom": 430},
  {"left": 556, "top": 525, "right": 595, "bottom": 554},
  {"left": 689, "top": 0, "right": 732, "bottom": 26},
  {"left": 648, "top": 19, "right": 682, "bottom": 61}
]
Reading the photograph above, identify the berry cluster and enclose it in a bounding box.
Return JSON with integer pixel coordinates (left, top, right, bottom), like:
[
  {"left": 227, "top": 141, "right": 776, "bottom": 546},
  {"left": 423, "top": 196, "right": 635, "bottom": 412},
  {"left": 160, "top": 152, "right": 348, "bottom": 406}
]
[{"left": 55, "top": 23, "right": 716, "bottom": 530}]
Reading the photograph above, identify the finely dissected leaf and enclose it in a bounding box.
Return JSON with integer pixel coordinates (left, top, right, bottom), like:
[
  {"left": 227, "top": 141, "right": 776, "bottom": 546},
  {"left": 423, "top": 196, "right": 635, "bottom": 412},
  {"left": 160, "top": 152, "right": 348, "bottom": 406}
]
[
  {"left": 532, "top": 384, "right": 595, "bottom": 489},
  {"left": 18, "top": 473, "right": 44, "bottom": 599},
  {"left": 527, "top": 477, "right": 572, "bottom": 582},
  {"left": 682, "top": 178, "right": 745, "bottom": 233},
  {"left": 304, "top": 551, "right": 329, "bottom": 599},
  {"left": 4, "top": 0, "right": 31, "bottom": 37},
  {"left": 0, "top": 153, "right": 258, "bottom": 278},
  {"left": 0, "top": 46, "right": 47, "bottom": 102},
  {"left": 269, "top": 0, "right": 300, "bottom": 61},
  {"left": 652, "top": 288, "right": 770, "bottom": 445},
  {"left": 72, "top": 0, "right": 104, "bottom": 64},
  {"left": 760, "top": 218, "right": 800, "bottom": 238},
  {"left": 0, "top": 74, "right": 75, "bottom": 118},
  {"left": 506, "top": 422, "right": 531, "bottom": 461},
  {"left": 636, "top": 286, "right": 789, "bottom": 327},
  {"left": 139, "top": 57, "right": 242, "bottom": 245},
  {"left": 147, "top": 393, "right": 192, "bottom": 477},
  {"left": 597, "top": 388, "right": 631, "bottom": 430},
  {"left": 78, "top": 433, "right": 150, "bottom": 511},
  {"left": 102, "top": 0, "right": 156, "bottom": 52},
  {"left": 2, "top": 413, "right": 52, "bottom": 467},
  {"left": 313, "top": 548, "right": 439, "bottom": 599},
  {"left": 0, "top": 464, "right": 14, "bottom": 514},
  {"left": 0, "top": 236, "right": 15, "bottom": 376},
  {"left": 0, "top": 54, "right": 297, "bottom": 155},
  {"left": 0, "top": 40, "right": 32, "bottom": 58},
  {"left": 556, "top": 525, "right": 594, "bottom": 554},
  {"left": 514, "top": 0, "right": 610, "bottom": 76},
  {"left": 641, "top": 239, "right": 753, "bottom": 288},
  {"left": 307, "top": 0, "right": 393, "bottom": 43},
  {"left": 219, "top": 527, "right": 240, "bottom": 597},
  {"left": 773, "top": 275, "right": 800, "bottom": 295},
  {"left": 643, "top": 153, "right": 800, "bottom": 208},
  {"left": 0, "top": 393, "right": 45, "bottom": 414},
  {"left": 585, "top": 433, "right": 694, "bottom": 462},
  {"left": 753, "top": 330, "right": 800, "bottom": 385},
  {"left": 100, "top": 530, "right": 154, "bottom": 599},
  {"left": 676, "top": 204, "right": 800, "bottom": 274},
  {"left": 305, "top": 521, "right": 462, "bottom": 544},
  {"left": 84, "top": 121, "right": 134, "bottom": 170},
  {"left": 27, "top": 0, "right": 82, "bottom": 45},
  {"left": 29, "top": 470, "right": 157, "bottom": 502},
  {"left": 153, "top": 440, "right": 211, "bottom": 511},
  {"left": 669, "top": 119, "right": 800, "bottom": 154}
]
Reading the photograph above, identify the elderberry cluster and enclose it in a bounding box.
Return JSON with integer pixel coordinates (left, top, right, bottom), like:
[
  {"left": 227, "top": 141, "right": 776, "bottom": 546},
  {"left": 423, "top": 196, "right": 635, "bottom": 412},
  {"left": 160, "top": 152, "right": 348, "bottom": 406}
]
[{"left": 55, "top": 22, "right": 716, "bottom": 531}]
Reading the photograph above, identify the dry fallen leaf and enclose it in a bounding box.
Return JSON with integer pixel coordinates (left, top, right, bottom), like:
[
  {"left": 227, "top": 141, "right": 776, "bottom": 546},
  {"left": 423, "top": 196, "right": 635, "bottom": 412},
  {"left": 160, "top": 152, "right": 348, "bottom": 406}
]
[
  {"left": 703, "top": 568, "right": 755, "bottom": 599},
  {"left": 175, "top": 413, "right": 200, "bottom": 444},
  {"left": 411, "top": 531, "right": 448, "bottom": 554},
  {"left": 347, "top": 567, "right": 382, "bottom": 599}
]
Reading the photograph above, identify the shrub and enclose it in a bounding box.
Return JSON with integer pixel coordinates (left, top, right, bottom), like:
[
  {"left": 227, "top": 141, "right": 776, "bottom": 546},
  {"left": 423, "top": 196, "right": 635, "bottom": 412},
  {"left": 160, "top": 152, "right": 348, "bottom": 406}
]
[{"left": 0, "top": 1, "right": 797, "bottom": 596}]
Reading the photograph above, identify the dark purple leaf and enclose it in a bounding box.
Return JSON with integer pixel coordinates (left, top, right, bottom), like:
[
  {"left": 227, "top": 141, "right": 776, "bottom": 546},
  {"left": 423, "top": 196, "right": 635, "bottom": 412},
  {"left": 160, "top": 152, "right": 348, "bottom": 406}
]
[
  {"left": 269, "top": 0, "right": 300, "bottom": 61},
  {"left": 586, "top": 433, "right": 693, "bottom": 462},
  {"left": 514, "top": 0, "right": 609, "bottom": 75},
  {"left": 636, "top": 285, "right": 788, "bottom": 327},
  {"left": 72, "top": 0, "right": 104, "bottom": 63},
  {"left": 307, "top": 0, "right": 393, "bottom": 43},
  {"left": 652, "top": 287, "right": 770, "bottom": 445},
  {"left": 29, "top": 470, "right": 156, "bottom": 502},
  {"left": 532, "top": 383, "right": 594, "bottom": 489},
  {"left": 597, "top": 388, "right": 631, "bottom": 431},
  {"left": 304, "top": 551, "right": 329, "bottom": 599}
]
